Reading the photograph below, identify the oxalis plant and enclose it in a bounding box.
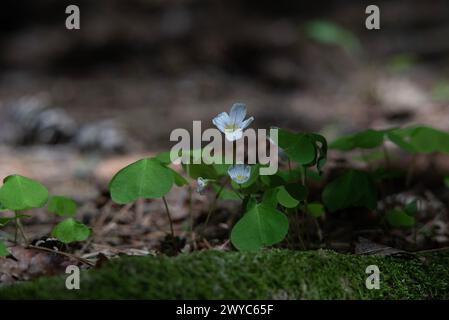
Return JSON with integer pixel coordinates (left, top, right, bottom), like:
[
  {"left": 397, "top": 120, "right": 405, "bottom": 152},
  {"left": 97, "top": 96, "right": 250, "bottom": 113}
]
[
  {"left": 327, "top": 125, "right": 449, "bottom": 229},
  {"left": 0, "top": 175, "right": 90, "bottom": 259},
  {"left": 109, "top": 103, "right": 328, "bottom": 251}
]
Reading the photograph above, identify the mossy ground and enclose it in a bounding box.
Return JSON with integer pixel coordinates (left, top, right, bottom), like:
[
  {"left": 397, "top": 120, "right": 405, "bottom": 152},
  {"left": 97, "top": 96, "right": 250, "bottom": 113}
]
[{"left": 1, "top": 249, "right": 448, "bottom": 299}]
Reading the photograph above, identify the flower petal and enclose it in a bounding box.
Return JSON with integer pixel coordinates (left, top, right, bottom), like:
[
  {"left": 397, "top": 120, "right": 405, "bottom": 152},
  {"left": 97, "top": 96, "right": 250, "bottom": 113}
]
[
  {"left": 229, "top": 103, "right": 247, "bottom": 125},
  {"left": 240, "top": 116, "right": 254, "bottom": 130},
  {"left": 212, "top": 112, "right": 229, "bottom": 133},
  {"left": 227, "top": 166, "right": 238, "bottom": 180},
  {"left": 228, "top": 164, "right": 251, "bottom": 184},
  {"left": 196, "top": 177, "right": 207, "bottom": 193},
  {"left": 225, "top": 129, "right": 243, "bottom": 141}
]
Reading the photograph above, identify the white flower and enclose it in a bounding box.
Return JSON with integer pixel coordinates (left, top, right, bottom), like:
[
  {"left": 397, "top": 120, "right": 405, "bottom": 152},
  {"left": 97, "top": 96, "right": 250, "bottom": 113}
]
[
  {"left": 212, "top": 103, "right": 254, "bottom": 141},
  {"left": 228, "top": 164, "right": 251, "bottom": 184},
  {"left": 196, "top": 177, "right": 207, "bottom": 193}
]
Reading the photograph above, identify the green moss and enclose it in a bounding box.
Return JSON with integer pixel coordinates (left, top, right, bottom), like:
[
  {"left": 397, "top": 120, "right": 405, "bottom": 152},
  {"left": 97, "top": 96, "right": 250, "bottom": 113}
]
[{"left": 1, "top": 249, "right": 448, "bottom": 299}]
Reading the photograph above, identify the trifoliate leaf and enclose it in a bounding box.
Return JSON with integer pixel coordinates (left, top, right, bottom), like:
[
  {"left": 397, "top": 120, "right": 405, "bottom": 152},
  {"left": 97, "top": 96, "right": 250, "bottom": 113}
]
[
  {"left": 51, "top": 218, "right": 91, "bottom": 244},
  {"left": 109, "top": 158, "right": 174, "bottom": 204},
  {"left": 0, "top": 175, "right": 49, "bottom": 211},
  {"left": 231, "top": 203, "right": 288, "bottom": 251},
  {"left": 330, "top": 129, "right": 389, "bottom": 151},
  {"left": 388, "top": 126, "right": 449, "bottom": 154}
]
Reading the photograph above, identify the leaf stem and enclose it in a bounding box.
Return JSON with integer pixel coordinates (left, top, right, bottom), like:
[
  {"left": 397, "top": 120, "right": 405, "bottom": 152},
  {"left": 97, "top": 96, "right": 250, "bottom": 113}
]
[
  {"left": 15, "top": 212, "right": 28, "bottom": 245},
  {"left": 162, "top": 196, "right": 175, "bottom": 238}
]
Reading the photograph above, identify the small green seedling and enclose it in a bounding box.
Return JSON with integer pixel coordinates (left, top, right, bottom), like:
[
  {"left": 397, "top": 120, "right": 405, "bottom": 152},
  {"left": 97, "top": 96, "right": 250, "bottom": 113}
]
[{"left": 0, "top": 175, "right": 90, "bottom": 256}]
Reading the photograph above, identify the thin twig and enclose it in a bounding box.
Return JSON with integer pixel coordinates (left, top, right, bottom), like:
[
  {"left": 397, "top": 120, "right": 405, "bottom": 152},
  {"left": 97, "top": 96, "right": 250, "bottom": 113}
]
[{"left": 27, "top": 245, "right": 95, "bottom": 267}]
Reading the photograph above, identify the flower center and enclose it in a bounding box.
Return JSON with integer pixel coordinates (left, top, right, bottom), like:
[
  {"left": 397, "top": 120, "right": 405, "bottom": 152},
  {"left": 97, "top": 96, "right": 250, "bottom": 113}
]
[
  {"left": 236, "top": 175, "right": 245, "bottom": 181},
  {"left": 224, "top": 123, "right": 239, "bottom": 132}
]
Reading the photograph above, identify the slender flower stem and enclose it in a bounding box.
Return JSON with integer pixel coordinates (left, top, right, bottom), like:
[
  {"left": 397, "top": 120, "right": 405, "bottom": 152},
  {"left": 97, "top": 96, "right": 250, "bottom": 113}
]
[
  {"left": 204, "top": 178, "right": 228, "bottom": 229},
  {"left": 162, "top": 196, "right": 175, "bottom": 238}
]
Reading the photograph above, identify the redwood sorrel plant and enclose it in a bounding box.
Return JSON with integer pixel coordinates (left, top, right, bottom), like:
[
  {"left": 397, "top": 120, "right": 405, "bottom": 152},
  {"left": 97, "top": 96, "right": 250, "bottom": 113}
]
[
  {"left": 109, "top": 104, "right": 328, "bottom": 251},
  {"left": 0, "top": 175, "right": 90, "bottom": 256}
]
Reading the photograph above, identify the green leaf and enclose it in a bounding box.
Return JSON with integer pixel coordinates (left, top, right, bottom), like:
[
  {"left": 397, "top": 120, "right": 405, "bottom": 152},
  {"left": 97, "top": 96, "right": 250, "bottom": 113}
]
[
  {"left": 51, "top": 218, "right": 91, "bottom": 244},
  {"left": 168, "top": 169, "right": 188, "bottom": 187},
  {"left": 295, "top": 135, "right": 317, "bottom": 165},
  {"left": 404, "top": 200, "right": 418, "bottom": 216},
  {"left": 409, "top": 126, "right": 449, "bottom": 154},
  {"left": 109, "top": 158, "right": 174, "bottom": 204},
  {"left": 260, "top": 173, "right": 287, "bottom": 188},
  {"left": 231, "top": 203, "right": 289, "bottom": 251},
  {"left": 387, "top": 130, "right": 417, "bottom": 153},
  {"left": 155, "top": 151, "right": 173, "bottom": 165},
  {"left": 304, "top": 20, "right": 361, "bottom": 53},
  {"left": 307, "top": 203, "right": 325, "bottom": 218},
  {"left": 261, "top": 189, "right": 279, "bottom": 208},
  {"left": 330, "top": 129, "right": 389, "bottom": 151},
  {"left": 388, "top": 126, "right": 449, "bottom": 154},
  {"left": 277, "top": 129, "right": 316, "bottom": 165},
  {"left": 386, "top": 209, "right": 415, "bottom": 228},
  {"left": 0, "top": 240, "right": 8, "bottom": 257},
  {"left": 0, "top": 175, "right": 49, "bottom": 211},
  {"left": 276, "top": 186, "right": 299, "bottom": 208},
  {"left": 353, "top": 129, "right": 385, "bottom": 148},
  {"left": 329, "top": 135, "right": 355, "bottom": 151},
  {"left": 212, "top": 164, "right": 231, "bottom": 177},
  {"left": 445, "top": 177, "right": 449, "bottom": 188},
  {"left": 184, "top": 164, "right": 217, "bottom": 180},
  {"left": 214, "top": 185, "right": 241, "bottom": 201},
  {"left": 322, "top": 170, "right": 377, "bottom": 212},
  {"left": 310, "top": 133, "right": 328, "bottom": 172},
  {"left": 48, "top": 196, "right": 77, "bottom": 217}
]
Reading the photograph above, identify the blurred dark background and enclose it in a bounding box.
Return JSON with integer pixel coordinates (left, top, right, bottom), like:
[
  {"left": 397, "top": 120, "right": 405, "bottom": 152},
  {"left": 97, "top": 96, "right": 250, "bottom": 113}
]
[{"left": 1, "top": 0, "right": 449, "bottom": 150}]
